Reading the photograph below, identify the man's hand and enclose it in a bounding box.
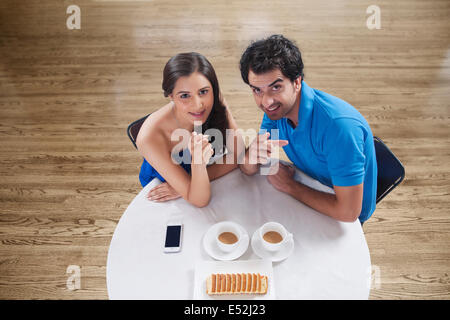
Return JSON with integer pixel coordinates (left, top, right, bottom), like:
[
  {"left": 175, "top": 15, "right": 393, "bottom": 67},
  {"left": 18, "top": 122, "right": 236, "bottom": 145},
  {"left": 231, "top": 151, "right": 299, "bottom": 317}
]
[
  {"left": 248, "top": 132, "right": 288, "bottom": 165},
  {"left": 267, "top": 162, "right": 296, "bottom": 194},
  {"left": 240, "top": 132, "right": 288, "bottom": 176},
  {"left": 147, "top": 182, "right": 181, "bottom": 202}
]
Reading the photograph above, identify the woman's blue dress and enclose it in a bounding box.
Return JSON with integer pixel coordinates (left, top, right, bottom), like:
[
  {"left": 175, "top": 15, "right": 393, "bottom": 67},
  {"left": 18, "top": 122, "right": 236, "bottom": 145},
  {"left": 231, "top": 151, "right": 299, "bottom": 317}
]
[{"left": 138, "top": 149, "right": 191, "bottom": 187}]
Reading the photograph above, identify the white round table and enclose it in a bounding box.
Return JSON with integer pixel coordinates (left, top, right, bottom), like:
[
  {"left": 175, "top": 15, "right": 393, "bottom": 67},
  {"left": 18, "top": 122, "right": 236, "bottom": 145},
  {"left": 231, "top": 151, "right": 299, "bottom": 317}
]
[{"left": 107, "top": 165, "right": 371, "bottom": 299}]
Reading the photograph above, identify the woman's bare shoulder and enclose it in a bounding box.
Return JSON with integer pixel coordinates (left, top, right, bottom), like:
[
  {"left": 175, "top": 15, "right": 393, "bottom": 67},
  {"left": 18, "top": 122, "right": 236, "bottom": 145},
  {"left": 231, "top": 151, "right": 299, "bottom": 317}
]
[{"left": 136, "top": 103, "right": 172, "bottom": 150}]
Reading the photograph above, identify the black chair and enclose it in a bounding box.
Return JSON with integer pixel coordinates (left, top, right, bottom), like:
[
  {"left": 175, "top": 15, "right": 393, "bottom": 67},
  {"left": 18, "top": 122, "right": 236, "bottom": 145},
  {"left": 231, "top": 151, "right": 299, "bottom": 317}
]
[
  {"left": 127, "top": 114, "right": 150, "bottom": 149},
  {"left": 374, "top": 136, "right": 405, "bottom": 204}
]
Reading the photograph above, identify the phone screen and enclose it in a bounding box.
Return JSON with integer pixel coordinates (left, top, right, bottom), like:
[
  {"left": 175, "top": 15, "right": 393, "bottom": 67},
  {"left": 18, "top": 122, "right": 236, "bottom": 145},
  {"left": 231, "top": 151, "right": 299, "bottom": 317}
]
[{"left": 165, "top": 225, "right": 182, "bottom": 248}]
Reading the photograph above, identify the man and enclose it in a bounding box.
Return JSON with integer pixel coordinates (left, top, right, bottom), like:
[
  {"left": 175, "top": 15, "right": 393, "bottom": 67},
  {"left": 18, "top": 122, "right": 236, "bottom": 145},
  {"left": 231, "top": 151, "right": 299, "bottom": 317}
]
[{"left": 239, "top": 34, "right": 377, "bottom": 223}]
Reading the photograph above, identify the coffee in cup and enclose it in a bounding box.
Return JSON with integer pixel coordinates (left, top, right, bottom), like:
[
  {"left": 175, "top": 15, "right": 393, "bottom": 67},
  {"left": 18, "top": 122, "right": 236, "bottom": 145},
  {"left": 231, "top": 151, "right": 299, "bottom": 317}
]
[
  {"left": 218, "top": 232, "right": 238, "bottom": 245},
  {"left": 259, "top": 221, "right": 293, "bottom": 252},
  {"left": 216, "top": 222, "right": 248, "bottom": 253},
  {"left": 263, "top": 231, "right": 283, "bottom": 244}
]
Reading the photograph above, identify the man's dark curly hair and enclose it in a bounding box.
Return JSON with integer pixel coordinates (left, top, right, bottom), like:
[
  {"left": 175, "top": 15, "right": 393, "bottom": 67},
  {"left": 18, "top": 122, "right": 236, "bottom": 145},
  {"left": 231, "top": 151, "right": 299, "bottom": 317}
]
[{"left": 239, "top": 34, "right": 304, "bottom": 85}]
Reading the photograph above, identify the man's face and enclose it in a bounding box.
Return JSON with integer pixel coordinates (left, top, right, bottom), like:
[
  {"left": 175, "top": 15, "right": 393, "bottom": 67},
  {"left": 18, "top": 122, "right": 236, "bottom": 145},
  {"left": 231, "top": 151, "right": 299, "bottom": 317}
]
[{"left": 248, "top": 69, "right": 301, "bottom": 120}]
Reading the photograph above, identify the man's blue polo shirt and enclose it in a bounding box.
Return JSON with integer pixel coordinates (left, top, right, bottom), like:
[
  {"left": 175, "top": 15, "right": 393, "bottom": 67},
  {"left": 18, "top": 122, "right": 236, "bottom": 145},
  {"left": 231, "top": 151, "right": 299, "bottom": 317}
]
[{"left": 260, "top": 81, "right": 377, "bottom": 222}]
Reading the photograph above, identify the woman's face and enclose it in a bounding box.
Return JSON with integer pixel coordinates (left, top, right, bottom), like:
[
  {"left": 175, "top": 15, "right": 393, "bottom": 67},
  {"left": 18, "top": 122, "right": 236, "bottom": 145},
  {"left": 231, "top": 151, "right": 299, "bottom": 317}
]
[{"left": 170, "top": 72, "right": 214, "bottom": 125}]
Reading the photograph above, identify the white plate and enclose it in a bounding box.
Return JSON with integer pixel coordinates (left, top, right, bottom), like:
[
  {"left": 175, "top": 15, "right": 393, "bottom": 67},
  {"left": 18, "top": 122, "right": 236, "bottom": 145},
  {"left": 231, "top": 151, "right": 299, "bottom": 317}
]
[
  {"left": 193, "top": 259, "right": 275, "bottom": 300},
  {"left": 251, "top": 228, "right": 294, "bottom": 262},
  {"left": 202, "top": 221, "right": 249, "bottom": 261}
]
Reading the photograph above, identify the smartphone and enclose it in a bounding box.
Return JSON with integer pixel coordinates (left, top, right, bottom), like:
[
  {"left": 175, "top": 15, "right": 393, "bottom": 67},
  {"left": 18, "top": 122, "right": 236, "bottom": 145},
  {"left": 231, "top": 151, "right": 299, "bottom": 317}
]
[{"left": 164, "top": 222, "right": 183, "bottom": 253}]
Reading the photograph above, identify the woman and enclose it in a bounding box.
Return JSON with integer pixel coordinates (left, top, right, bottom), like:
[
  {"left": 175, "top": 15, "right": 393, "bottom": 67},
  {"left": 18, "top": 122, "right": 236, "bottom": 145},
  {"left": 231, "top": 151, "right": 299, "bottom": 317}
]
[{"left": 136, "top": 52, "right": 243, "bottom": 207}]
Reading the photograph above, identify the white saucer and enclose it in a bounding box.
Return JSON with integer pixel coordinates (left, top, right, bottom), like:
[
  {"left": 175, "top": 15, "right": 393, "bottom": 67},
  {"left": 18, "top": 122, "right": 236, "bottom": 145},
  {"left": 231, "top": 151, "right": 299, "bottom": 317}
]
[
  {"left": 251, "top": 229, "right": 294, "bottom": 262},
  {"left": 202, "top": 221, "right": 249, "bottom": 261}
]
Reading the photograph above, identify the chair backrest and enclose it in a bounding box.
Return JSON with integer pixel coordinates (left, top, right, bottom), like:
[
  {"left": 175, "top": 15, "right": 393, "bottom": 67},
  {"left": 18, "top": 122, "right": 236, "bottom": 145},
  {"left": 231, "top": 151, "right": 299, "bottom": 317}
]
[
  {"left": 374, "top": 136, "right": 405, "bottom": 204},
  {"left": 127, "top": 114, "right": 150, "bottom": 149}
]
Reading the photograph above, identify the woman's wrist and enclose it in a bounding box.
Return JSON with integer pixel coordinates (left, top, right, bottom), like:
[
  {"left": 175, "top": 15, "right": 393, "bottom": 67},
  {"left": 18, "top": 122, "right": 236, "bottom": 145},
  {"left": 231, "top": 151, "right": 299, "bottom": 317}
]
[{"left": 191, "top": 162, "right": 208, "bottom": 171}]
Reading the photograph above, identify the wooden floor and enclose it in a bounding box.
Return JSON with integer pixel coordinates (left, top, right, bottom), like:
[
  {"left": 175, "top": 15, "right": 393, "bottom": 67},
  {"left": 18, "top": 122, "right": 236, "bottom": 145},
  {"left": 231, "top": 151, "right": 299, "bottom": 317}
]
[{"left": 0, "top": 0, "right": 449, "bottom": 299}]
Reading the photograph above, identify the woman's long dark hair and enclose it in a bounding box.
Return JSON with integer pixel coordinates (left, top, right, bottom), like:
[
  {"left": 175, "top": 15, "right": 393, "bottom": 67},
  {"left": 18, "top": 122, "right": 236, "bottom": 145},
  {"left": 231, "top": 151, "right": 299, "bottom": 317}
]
[{"left": 162, "top": 52, "right": 229, "bottom": 151}]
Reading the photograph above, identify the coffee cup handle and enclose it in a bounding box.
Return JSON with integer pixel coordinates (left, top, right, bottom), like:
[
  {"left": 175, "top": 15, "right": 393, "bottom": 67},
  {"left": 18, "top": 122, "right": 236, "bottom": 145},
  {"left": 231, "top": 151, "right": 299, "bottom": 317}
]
[
  {"left": 286, "top": 233, "right": 293, "bottom": 242},
  {"left": 241, "top": 234, "right": 249, "bottom": 243}
]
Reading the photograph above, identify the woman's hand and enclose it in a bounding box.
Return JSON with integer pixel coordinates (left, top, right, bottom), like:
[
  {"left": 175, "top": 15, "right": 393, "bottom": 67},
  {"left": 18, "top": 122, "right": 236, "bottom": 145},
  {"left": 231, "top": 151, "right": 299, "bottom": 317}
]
[
  {"left": 188, "top": 132, "right": 214, "bottom": 166},
  {"left": 147, "top": 182, "right": 181, "bottom": 202}
]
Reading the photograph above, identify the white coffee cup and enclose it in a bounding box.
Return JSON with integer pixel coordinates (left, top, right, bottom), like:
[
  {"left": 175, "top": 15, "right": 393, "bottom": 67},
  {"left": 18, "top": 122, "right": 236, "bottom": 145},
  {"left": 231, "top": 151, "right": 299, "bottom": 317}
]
[
  {"left": 216, "top": 222, "right": 248, "bottom": 253},
  {"left": 259, "top": 221, "right": 293, "bottom": 252}
]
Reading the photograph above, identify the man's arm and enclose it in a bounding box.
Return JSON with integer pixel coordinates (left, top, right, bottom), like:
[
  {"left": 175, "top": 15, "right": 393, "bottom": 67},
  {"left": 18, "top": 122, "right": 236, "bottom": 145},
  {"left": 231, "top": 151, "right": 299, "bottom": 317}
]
[
  {"left": 240, "top": 113, "right": 283, "bottom": 176},
  {"left": 267, "top": 163, "right": 363, "bottom": 222},
  {"left": 239, "top": 132, "right": 289, "bottom": 176},
  {"left": 287, "top": 181, "right": 363, "bottom": 223}
]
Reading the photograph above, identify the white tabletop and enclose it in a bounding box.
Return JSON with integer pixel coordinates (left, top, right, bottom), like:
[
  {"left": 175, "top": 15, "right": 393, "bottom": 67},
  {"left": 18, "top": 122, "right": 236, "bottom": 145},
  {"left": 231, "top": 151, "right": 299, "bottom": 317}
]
[{"left": 107, "top": 165, "right": 371, "bottom": 300}]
